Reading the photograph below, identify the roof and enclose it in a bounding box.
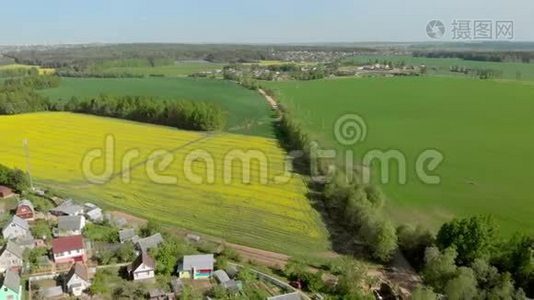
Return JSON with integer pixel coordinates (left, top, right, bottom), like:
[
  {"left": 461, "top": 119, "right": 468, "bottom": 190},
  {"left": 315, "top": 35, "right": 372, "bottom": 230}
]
[
  {"left": 3, "top": 215, "right": 29, "bottom": 232},
  {"left": 67, "top": 262, "right": 90, "bottom": 282},
  {"left": 0, "top": 186, "right": 13, "bottom": 195},
  {"left": 86, "top": 207, "right": 103, "bottom": 219},
  {"left": 267, "top": 292, "right": 302, "bottom": 300},
  {"left": 3, "top": 241, "right": 24, "bottom": 259},
  {"left": 51, "top": 199, "right": 83, "bottom": 215},
  {"left": 17, "top": 199, "right": 34, "bottom": 212},
  {"left": 182, "top": 254, "right": 214, "bottom": 270},
  {"left": 52, "top": 235, "right": 84, "bottom": 253},
  {"left": 136, "top": 233, "right": 163, "bottom": 252},
  {"left": 58, "top": 215, "right": 84, "bottom": 232},
  {"left": 2, "top": 269, "right": 20, "bottom": 293},
  {"left": 119, "top": 228, "right": 137, "bottom": 242},
  {"left": 213, "top": 270, "right": 231, "bottom": 283},
  {"left": 131, "top": 252, "right": 155, "bottom": 271}
]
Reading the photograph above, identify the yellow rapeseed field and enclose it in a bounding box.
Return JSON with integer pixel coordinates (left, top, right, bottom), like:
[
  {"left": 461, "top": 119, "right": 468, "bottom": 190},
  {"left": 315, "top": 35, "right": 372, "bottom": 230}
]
[
  {"left": 0, "top": 112, "right": 328, "bottom": 255},
  {"left": 0, "top": 64, "right": 56, "bottom": 75}
]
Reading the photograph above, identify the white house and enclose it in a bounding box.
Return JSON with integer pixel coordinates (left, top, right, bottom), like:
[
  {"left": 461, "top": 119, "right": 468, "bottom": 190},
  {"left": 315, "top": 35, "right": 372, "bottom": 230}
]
[
  {"left": 55, "top": 215, "right": 86, "bottom": 237},
  {"left": 52, "top": 235, "right": 86, "bottom": 263},
  {"left": 0, "top": 241, "right": 24, "bottom": 272},
  {"left": 2, "top": 216, "right": 30, "bottom": 240},
  {"left": 128, "top": 252, "right": 155, "bottom": 281},
  {"left": 65, "top": 262, "right": 91, "bottom": 296}
]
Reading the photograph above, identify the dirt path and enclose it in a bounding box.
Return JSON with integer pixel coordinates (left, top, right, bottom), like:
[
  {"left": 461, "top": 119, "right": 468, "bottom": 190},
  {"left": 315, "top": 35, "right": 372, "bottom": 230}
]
[{"left": 258, "top": 88, "right": 279, "bottom": 110}]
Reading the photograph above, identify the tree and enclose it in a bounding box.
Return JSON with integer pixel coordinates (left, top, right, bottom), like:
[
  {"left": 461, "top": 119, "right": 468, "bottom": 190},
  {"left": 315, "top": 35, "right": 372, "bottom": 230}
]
[
  {"left": 115, "top": 242, "right": 136, "bottom": 262},
  {"left": 444, "top": 267, "right": 479, "bottom": 300},
  {"left": 140, "top": 220, "right": 161, "bottom": 237},
  {"left": 412, "top": 286, "right": 438, "bottom": 300},
  {"left": 89, "top": 269, "right": 111, "bottom": 295},
  {"left": 423, "top": 247, "right": 458, "bottom": 291},
  {"left": 30, "top": 220, "right": 52, "bottom": 240},
  {"left": 397, "top": 224, "right": 435, "bottom": 270},
  {"left": 437, "top": 215, "right": 498, "bottom": 265}
]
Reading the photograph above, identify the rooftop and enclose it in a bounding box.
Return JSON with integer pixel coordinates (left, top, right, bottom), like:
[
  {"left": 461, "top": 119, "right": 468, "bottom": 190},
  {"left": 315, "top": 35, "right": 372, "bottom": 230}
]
[
  {"left": 58, "top": 215, "right": 84, "bottom": 232},
  {"left": 182, "top": 254, "right": 214, "bottom": 270},
  {"left": 136, "top": 233, "right": 163, "bottom": 252},
  {"left": 2, "top": 269, "right": 20, "bottom": 292},
  {"left": 52, "top": 235, "right": 84, "bottom": 253}
]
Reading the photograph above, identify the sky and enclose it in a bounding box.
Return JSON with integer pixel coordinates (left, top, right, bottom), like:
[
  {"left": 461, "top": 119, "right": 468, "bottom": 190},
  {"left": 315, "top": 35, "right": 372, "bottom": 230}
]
[{"left": 0, "top": 0, "right": 532, "bottom": 45}]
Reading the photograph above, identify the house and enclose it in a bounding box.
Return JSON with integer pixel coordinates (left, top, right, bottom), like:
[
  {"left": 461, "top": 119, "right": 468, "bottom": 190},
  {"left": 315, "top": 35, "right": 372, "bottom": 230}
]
[
  {"left": 0, "top": 186, "right": 14, "bottom": 199},
  {"left": 119, "top": 228, "right": 139, "bottom": 244},
  {"left": 267, "top": 292, "right": 302, "bottom": 300},
  {"left": 50, "top": 200, "right": 84, "bottom": 216},
  {"left": 0, "top": 269, "right": 21, "bottom": 300},
  {"left": 65, "top": 262, "right": 91, "bottom": 296},
  {"left": 0, "top": 241, "right": 24, "bottom": 272},
  {"left": 136, "top": 233, "right": 163, "bottom": 252},
  {"left": 2, "top": 216, "right": 30, "bottom": 240},
  {"left": 55, "top": 215, "right": 86, "bottom": 237},
  {"left": 84, "top": 203, "right": 103, "bottom": 222},
  {"left": 177, "top": 254, "right": 214, "bottom": 279},
  {"left": 52, "top": 235, "right": 86, "bottom": 263},
  {"left": 15, "top": 199, "right": 34, "bottom": 220},
  {"left": 128, "top": 252, "right": 155, "bottom": 281}
]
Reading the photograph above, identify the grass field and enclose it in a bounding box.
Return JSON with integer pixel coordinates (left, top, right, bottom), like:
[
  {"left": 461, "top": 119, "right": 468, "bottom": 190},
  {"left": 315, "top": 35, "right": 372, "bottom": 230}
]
[
  {"left": 266, "top": 77, "right": 534, "bottom": 234},
  {"left": 0, "top": 63, "right": 55, "bottom": 75},
  {"left": 99, "top": 61, "right": 225, "bottom": 77},
  {"left": 345, "top": 55, "right": 534, "bottom": 80},
  {"left": 0, "top": 112, "right": 329, "bottom": 256},
  {"left": 40, "top": 77, "right": 274, "bottom": 137}
]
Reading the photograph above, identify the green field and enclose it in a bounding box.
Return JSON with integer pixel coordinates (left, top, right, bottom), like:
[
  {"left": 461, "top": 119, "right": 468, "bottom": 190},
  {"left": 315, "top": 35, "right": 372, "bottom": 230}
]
[
  {"left": 266, "top": 77, "right": 534, "bottom": 234},
  {"left": 40, "top": 77, "right": 274, "bottom": 137},
  {"left": 0, "top": 112, "right": 329, "bottom": 256},
  {"left": 99, "top": 61, "right": 225, "bottom": 77},
  {"left": 345, "top": 55, "right": 534, "bottom": 80}
]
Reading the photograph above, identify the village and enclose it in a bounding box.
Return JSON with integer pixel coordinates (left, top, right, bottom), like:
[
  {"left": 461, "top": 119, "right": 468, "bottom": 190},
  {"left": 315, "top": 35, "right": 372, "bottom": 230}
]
[{"left": 0, "top": 185, "right": 309, "bottom": 300}]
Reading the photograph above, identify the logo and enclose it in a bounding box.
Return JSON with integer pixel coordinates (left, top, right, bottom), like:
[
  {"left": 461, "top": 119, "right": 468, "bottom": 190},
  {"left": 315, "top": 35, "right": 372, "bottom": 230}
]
[{"left": 426, "top": 20, "right": 445, "bottom": 39}]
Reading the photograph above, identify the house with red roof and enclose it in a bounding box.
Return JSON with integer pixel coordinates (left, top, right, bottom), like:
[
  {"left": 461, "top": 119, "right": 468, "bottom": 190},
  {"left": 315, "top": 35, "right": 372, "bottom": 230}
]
[
  {"left": 0, "top": 186, "right": 14, "bottom": 199},
  {"left": 51, "top": 235, "right": 86, "bottom": 264}
]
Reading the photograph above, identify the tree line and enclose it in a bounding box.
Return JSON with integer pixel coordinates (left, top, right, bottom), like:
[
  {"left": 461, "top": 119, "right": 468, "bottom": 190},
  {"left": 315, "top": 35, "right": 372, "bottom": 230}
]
[
  {"left": 0, "top": 75, "right": 227, "bottom": 131},
  {"left": 50, "top": 95, "right": 227, "bottom": 131},
  {"left": 413, "top": 50, "right": 534, "bottom": 63},
  {"left": 273, "top": 104, "right": 398, "bottom": 263},
  {"left": 0, "top": 75, "right": 58, "bottom": 114},
  {"left": 0, "top": 164, "right": 30, "bottom": 192}
]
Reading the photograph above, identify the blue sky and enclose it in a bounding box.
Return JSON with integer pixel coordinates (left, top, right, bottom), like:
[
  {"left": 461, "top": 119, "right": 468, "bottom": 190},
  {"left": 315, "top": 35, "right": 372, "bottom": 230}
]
[{"left": 0, "top": 0, "right": 532, "bottom": 44}]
